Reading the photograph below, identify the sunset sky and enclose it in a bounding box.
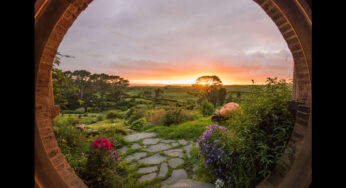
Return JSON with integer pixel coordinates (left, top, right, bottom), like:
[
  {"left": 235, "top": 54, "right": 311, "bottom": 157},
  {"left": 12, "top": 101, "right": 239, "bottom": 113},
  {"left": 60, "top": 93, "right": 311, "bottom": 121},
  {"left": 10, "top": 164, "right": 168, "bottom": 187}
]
[{"left": 57, "top": 0, "right": 293, "bottom": 85}]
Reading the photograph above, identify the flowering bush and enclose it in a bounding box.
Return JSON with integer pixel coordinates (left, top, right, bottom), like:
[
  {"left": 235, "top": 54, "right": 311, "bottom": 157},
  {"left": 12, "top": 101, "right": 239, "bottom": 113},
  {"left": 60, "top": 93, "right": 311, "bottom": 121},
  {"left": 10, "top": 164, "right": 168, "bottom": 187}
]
[
  {"left": 198, "top": 124, "right": 235, "bottom": 184},
  {"left": 81, "top": 138, "right": 120, "bottom": 188},
  {"left": 197, "top": 78, "right": 294, "bottom": 187}
]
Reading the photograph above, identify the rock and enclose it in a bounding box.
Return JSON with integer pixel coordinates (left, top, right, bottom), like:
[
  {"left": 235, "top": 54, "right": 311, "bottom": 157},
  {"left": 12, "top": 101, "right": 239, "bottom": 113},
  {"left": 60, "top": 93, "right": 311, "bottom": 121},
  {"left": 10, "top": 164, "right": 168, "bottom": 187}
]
[
  {"left": 145, "top": 143, "right": 172, "bottom": 152},
  {"left": 164, "top": 149, "right": 184, "bottom": 158},
  {"left": 142, "top": 138, "right": 161, "bottom": 145},
  {"left": 119, "top": 146, "right": 128, "bottom": 154},
  {"left": 137, "top": 166, "right": 158, "bottom": 174},
  {"left": 178, "top": 139, "right": 188, "bottom": 145},
  {"left": 219, "top": 102, "right": 239, "bottom": 117},
  {"left": 138, "top": 172, "right": 157, "bottom": 182},
  {"left": 124, "top": 152, "right": 147, "bottom": 162},
  {"left": 158, "top": 162, "right": 168, "bottom": 177},
  {"left": 161, "top": 139, "right": 176, "bottom": 144},
  {"left": 168, "top": 158, "right": 184, "bottom": 168},
  {"left": 162, "top": 179, "right": 215, "bottom": 188},
  {"left": 138, "top": 154, "right": 167, "bottom": 165},
  {"left": 161, "top": 169, "right": 188, "bottom": 185},
  {"left": 131, "top": 143, "right": 142, "bottom": 149},
  {"left": 124, "top": 132, "right": 157, "bottom": 142},
  {"left": 183, "top": 143, "right": 193, "bottom": 158},
  {"left": 171, "top": 143, "right": 179, "bottom": 147}
]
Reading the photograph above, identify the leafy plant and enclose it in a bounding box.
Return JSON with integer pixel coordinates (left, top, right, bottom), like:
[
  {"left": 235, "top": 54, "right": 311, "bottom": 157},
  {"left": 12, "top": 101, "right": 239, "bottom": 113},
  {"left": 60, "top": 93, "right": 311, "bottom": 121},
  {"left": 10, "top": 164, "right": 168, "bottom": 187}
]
[
  {"left": 130, "top": 118, "right": 147, "bottom": 131},
  {"left": 106, "top": 111, "right": 118, "bottom": 119},
  {"left": 201, "top": 99, "right": 214, "bottom": 116},
  {"left": 80, "top": 138, "right": 120, "bottom": 188}
]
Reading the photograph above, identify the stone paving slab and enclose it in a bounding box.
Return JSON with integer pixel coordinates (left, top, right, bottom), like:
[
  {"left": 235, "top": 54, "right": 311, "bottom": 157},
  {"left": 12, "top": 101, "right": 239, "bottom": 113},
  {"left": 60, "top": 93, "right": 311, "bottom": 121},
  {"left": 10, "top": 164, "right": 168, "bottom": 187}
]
[
  {"left": 171, "top": 143, "right": 179, "bottom": 147},
  {"left": 138, "top": 154, "right": 167, "bottom": 165},
  {"left": 145, "top": 143, "right": 172, "bottom": 152},
  {"left": 124, "top": 152, "right": 147, "bottom": 162},
  {"left": 162, "top": 179, "right": 215, "bottom": 188},
  {"left": 119, "top": 146, "right": 128, "bottom": 153},
  {"left": 137, "top": 166, "right": 158, "bottom": 174},
  {"left": 183, "top": 143, "right": 193, "bottom": 158},
  {"left": 178, "top": 139, "right": 188, "bottom": 145},
  {"left": 164, "top": 149, "right": 184, "bottom": 158},
  {"left": 161, "top": 169, "right": 188, "bottom": 185},
  {"left": 143, "top": 138, "right": 161, "bottom": 145},
  {"left": 161, "top": 139, "right": 176, "bottom": 144},
  {"left": 138, "top": 172, "right": 157, "bottom": 182},
  {"left": 124, "top": 132, "right": 157, "bottom": 142},
  {"left": 168, "top": 158, "right": 184, "bottom": 168},
  {"left": 131, "top": 143, "right": 142, "bottom": 149},
  {"left": 158, "top": 162, "right": 168, "bottom": 177}
]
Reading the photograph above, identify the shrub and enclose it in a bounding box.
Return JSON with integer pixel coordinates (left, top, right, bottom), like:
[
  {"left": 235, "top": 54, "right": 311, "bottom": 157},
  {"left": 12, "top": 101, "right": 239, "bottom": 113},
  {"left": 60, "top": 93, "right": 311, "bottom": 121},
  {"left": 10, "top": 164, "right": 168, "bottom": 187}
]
[
  {"left": 161, "top": 108, "right": 194, "bottom": 126},
  {"left": 198, "top": 124, "right": 236, "bottom": 184},
  {"left": 63, "top": 110, "right": 75, "bottom": 114},
  {"left": 197, "top": 78, "right": 294, "bottom": 187},
  {"left": 96, "top": 115, "right": 104, "bottom": 122},
  {"left": 106, "top": 111, "right": 118, "bottom": 119},
  {"left": 126, "top": 109, "right": 145, "bottom": 125},
  {"left": 201, "top": 99, "right": 214, "bottom": 116},
  {"left": 52, "top": 118, "right": 86, "bottom": 154},
  {"left": 75, "top": 107, "right": 85, "bottom": 114},
  {"left": 130, "top": 118, "right": 147, "bottom": 131},
  {"left": 144, "top": 109, "right": 166, "bottom": 124},
  {"left": 81, "top": 138, "right": 120, "bottom": 188}
]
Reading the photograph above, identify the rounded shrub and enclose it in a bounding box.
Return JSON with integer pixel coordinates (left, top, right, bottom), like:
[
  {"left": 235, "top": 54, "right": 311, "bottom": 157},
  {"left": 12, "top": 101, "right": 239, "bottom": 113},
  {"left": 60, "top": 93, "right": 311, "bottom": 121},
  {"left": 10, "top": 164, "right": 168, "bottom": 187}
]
[
  {"left": 74, "top": 107, "right": 85, "bottom": 114},
  {"left": 201, "top": 99, "right": 214, "bottom": 116},
  {"left": 96, "top": 115, "right": 104, "bottom": 122},
  {"left": 130, "top": 118, "right": 147, "bottom": 131},
  {"left": 106, "top": 111, "right": 118, "bottom": 119}
]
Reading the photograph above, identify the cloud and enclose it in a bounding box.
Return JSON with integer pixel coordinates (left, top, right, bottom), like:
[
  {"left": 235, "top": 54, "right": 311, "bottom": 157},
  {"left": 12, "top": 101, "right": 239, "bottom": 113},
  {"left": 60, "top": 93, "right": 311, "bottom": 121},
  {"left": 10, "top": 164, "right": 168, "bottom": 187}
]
[{"left": 57, "top": 0, "right": 293, "bottom": 84}]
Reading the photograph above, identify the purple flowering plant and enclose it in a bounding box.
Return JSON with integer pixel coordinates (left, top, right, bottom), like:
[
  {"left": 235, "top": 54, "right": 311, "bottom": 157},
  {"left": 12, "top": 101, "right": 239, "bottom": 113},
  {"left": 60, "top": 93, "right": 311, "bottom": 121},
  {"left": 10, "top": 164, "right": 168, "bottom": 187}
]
[{"left": 198, "top": 124, "right": 236, "bottom": 183}]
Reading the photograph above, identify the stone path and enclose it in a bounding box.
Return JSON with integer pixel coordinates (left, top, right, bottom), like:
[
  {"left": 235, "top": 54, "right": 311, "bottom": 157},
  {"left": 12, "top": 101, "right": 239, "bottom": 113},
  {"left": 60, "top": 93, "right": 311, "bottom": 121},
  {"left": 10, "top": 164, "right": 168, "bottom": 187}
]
[{"left": 119, "top": 132, "right": 215, "bottom": 187}]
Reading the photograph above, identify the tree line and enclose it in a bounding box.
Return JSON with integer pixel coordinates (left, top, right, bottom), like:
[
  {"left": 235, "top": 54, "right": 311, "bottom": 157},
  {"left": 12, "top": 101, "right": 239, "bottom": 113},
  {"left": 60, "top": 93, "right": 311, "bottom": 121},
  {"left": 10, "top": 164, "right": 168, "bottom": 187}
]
[{"left": 52, "top": 54, "right": 130, "bottom": 112}]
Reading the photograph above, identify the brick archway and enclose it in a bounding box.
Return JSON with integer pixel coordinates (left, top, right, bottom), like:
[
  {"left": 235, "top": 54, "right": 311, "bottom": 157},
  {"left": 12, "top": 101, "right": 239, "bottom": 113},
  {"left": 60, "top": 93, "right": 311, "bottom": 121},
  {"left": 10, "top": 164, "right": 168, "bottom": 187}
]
[{"left": 35, "top": 0, "right": 311, "bottom": 187}]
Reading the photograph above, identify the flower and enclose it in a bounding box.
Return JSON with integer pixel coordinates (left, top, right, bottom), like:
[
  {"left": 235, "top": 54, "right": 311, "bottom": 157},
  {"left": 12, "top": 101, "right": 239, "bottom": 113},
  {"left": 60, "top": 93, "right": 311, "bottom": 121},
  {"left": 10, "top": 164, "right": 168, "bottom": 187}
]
[
  {"left": 91, "top": 138, "right": 115, "bottom": 151},
  {"left": 215, "top": 179, "right": 225, "bottom": 188}
]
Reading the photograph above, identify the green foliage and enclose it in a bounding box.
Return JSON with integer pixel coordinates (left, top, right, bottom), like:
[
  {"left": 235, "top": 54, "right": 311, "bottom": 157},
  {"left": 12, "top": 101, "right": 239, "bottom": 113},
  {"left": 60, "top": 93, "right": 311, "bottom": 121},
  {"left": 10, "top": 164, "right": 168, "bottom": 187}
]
[
  {"left": 161, "top": 108, "right": 195, "bottom": 126},
  {"left": 130, "top": 118, "right": 147, "bottom": 131},
  {"left": 148, "top": 117, "right": 214, "bottom": 140},
  {"left": 106, "top": 111, "right": 119, "bottom": 119},
  {"left": 126, "top": 109, "right": 145, "bottom": 125},
  {"left": 52, "top": 117, "right": 86, "bottom": 154},
  {"left": 75, "top": 107, "right": 85, "bottom": 114},
  {"left": 201, "top": 99, "right": 214, "bottom": 116},
  {"left": 199, "top": 77, "right": 294, "bottom": 187},
  {"left": 81, "top": 147, "right": 119, "bottom": 188},
  {"left": 144, "top": 109, "right": 166, "bottom": 125},
  {"left": 96, "top": 115, "right": 104, "bottom": 122}
]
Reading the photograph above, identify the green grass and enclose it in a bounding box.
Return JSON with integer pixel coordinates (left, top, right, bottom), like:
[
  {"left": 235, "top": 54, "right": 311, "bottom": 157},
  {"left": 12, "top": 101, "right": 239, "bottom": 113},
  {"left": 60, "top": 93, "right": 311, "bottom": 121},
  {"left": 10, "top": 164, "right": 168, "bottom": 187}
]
[{"left": 146, "top": 117, "right": 214, "bottom": 140}]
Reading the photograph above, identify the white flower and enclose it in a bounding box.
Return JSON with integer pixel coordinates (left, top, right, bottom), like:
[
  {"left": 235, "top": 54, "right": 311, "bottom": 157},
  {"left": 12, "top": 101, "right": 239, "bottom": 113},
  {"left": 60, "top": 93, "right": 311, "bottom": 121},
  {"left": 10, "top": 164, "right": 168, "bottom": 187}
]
[{"left": 215, "top": 179, "right": 224, "bottom": 188}]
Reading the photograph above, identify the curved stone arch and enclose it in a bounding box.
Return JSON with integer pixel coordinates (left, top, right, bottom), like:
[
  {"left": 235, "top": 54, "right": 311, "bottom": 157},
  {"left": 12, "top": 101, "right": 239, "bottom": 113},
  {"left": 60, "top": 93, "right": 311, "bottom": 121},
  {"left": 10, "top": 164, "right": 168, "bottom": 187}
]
[{"left": 34, "top": 0, "right": 311, "bottom": 187}]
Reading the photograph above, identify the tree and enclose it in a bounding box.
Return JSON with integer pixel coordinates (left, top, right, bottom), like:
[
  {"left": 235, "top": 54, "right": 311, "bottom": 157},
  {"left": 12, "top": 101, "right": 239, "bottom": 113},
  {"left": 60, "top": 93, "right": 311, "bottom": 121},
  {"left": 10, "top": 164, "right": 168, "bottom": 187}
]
[{"left": 193, "top": 75, "right": 223, "bottom": 106}]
